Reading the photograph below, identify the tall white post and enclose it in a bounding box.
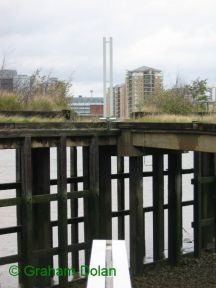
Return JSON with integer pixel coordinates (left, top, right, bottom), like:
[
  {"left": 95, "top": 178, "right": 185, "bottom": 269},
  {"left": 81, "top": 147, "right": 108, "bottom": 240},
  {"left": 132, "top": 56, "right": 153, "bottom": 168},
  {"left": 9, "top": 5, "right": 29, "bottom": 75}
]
[
  {"left": 103, "top": 37, "right": 107, "bottom": 118},
  {"left": 103, "top": 37, "right": 114, "bottom": 118},
  {"left": 109, "top": 37, "right": 113, "bottom": 117}
]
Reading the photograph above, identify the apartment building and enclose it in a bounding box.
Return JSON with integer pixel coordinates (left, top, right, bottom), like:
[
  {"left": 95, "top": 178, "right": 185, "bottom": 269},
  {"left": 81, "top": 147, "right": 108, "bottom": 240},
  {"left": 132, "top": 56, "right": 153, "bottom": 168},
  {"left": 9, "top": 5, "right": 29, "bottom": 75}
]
[
  {"left": 126, "top": 66, "right": 163, "bottom": 115},
  {"left": 113, "top": 84, "right": 128, "bottom": 119}
]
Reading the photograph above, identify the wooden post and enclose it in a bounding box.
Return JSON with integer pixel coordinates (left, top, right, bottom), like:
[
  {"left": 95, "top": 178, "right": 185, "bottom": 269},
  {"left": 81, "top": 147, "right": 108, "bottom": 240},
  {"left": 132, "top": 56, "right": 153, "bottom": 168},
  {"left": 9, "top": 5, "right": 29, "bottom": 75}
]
[
  {"left": 99, "top": 146, "right": 112, "bottom": 239},
  {"left": 70, "top": 147, "right": 79, "bottom": 271},
  {"left": 194, "top": 152, "right": 216, "bottom": 256},
  {"left": 153, "top": 153, "right": 164, "bottom": 261},
  {"left": 57, "top": 136, "right": 68, "bottom": 287},
  {"left": 214, "top": 154, "right": 216, "bottom": 253},
  {"left": 88, "top": 137, "right": 100, "bottom": 240},
  {"left": 194, "top": 152, "right": 202, "bottom": 257},
  {"left": 201, "top": 153, "right": 215, "bottom": 250},
  {"left": 16, "top": 148, "right": 23, "bottom": 285},
  {"left": 168, "top": 153, "right": 182, "bottom": 265},
  {"left": 31, "top": 147, "right": 52, "bottom": 287},
  {"left": 129, "top": 156, "right": 144, "bottom": 275},
  {"left": 83, "top": 146, "right": 91, "bottom": 265},
  {"left": 117, "top": 156, "right": 125, "bottom": 239},
  {"left": 20, "top": 137, "right": 33, "bottom": 288}
]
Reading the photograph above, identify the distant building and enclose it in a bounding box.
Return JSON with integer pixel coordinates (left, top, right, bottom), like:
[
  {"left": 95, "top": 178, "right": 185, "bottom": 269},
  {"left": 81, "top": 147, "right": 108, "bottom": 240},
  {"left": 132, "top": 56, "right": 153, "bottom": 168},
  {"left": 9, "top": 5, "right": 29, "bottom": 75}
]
[
  {"left": 90, "top": 104, "right": 103, "bottom": 115},
  {"left": 113, "top": 84, "right": 128, "bottom": 119},
  {"left": 106, "top": 88, "right": 115, "bottom": 116},
  {"left": 126, "top": 66, "right": 163, "bottom": 114},
  {"left": 207, "top": 86, "right": 216, "bottom": 101},
  {"left": 71, "top": 96, "right": 103, "bottom": 116},
  {"left": 0, "top": 70, "right": 17, "bottom": 91}
]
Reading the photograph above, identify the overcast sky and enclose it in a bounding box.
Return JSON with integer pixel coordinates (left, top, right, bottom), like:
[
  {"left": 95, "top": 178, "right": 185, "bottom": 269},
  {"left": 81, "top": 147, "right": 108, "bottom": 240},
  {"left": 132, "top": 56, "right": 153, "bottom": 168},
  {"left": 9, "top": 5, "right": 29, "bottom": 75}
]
[{"left": 1, "top": 0, "right": 216, "bottom": 96}]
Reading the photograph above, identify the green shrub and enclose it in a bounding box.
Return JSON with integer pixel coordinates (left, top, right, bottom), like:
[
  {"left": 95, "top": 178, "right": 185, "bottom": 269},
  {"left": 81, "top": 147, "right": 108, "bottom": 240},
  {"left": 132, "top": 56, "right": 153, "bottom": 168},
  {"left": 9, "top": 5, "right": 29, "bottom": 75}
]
[
  {"left": 143, "top": 89, "right": 194, "bottom": 114},
  {"left": 0, "top": 92, "right": 22, "bottom": 110},
  {"left": 0, "top": 91, "right": 70, "bottom": 111},
  {"left": 159, "top": 90, "right": 194, "bottom": 114}
]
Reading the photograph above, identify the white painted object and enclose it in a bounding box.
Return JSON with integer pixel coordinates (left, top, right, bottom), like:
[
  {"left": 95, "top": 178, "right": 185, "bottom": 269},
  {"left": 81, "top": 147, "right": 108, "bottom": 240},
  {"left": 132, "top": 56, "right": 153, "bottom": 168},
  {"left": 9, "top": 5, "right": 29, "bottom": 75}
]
[
  {"left": 87, "top": 239, "right": 132, "bottom": 288},
  {"left": 87, "top": 240, "right": 106, "bottom": 288}
]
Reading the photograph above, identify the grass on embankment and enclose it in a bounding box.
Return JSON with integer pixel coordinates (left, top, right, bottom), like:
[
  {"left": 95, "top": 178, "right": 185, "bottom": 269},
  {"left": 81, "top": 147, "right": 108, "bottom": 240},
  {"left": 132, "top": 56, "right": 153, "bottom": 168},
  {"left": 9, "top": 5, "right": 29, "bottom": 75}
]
[
  {"left": 131, "top": 114, "right": 216, "bottom": 123},
  {"left": 2, "top": 114, "right": 216, "bottom": 123},
  {"left": 0, "top": 116, "right": 65, "bottom": 123},
  {"left": 0, "top": 91, "right": 70, "bottom": 122}
]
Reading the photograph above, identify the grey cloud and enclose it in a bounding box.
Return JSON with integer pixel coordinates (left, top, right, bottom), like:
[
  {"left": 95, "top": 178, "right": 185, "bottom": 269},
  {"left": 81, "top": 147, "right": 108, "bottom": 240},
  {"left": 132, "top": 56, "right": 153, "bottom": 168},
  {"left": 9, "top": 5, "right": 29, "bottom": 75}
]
[{"left": 0, "top": 0, "right": 216, "bottom": 97}]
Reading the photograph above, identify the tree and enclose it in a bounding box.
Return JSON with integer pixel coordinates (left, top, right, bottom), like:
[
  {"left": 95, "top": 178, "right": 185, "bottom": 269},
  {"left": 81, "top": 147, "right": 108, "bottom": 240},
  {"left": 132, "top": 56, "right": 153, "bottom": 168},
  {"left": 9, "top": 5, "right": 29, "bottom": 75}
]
[{"left": 186, "top": 78, "right": 208, "bottom": 102}]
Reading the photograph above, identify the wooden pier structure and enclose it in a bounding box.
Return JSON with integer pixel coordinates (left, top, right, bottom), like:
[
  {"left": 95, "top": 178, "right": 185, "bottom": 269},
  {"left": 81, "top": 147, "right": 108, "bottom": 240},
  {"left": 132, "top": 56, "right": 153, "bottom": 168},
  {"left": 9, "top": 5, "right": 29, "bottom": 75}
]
[{"left": 0, "top": 122, "right": 215, "bottom": 287}]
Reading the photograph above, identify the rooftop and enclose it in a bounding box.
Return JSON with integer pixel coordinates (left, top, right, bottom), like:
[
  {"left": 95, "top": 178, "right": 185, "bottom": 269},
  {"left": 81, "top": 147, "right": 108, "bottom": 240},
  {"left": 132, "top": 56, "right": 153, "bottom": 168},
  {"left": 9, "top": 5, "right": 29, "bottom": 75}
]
[
  {"left": 129, "top": 66, "right": 162, "bottom": 73},
  {"left": 0, "top": 69, "right": 18, "bottom": 78}
]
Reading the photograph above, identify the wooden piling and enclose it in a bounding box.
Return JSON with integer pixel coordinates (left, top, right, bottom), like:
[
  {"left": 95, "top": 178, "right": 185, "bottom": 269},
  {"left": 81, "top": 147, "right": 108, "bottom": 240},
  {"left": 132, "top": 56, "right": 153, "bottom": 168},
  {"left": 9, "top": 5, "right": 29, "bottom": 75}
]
[
  {"left": 88, "top": 136, "right": 100, "bottom": 240},
  {"left": 32, "top": 147, "right": 52, "bottom": 287},
  {"left": 201, "top": 153, "right": 215, "bottom": 250},
  {"left": 194, "top": 152, "right": 216, "bottom": 254},
  {"left": 153, "top": 153, "right": 164, "bottom": 261},
  {"left": 83, "top": 146, "right": 91, "bottom": 265},
  {"left": 16, "top": 148, "right": 24, "bottom": 285},
  {"left": 70, "top": 147, "right": 79, "bottom": 271},
  {"left": 168, "top": 153, "right": 182, "bottom": 265},
  {"left": 20, "top": 137, "right": 33, "bottom": 288},
  {"left": 57, "top": 136, "right": 68, "bottom": 287},
  {"left": 214, "top": 154, "right": 216, "bottom": 253},
  {"left": 129, "top": 156, "right": 144, "bottom": 275},
  {"left": 194, "top": 152, "right": 202, "bottom": 257},
  {"left": 99, "top": 146, "right": 112, "bottom": 239}
]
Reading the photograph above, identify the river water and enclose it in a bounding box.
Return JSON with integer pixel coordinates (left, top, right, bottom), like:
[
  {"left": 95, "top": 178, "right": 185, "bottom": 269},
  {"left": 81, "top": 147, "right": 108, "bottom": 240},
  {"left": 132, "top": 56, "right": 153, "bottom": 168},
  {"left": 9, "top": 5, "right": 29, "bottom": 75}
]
[{"left": 0, "top": 149, "right": 194, "bottom": 288}]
